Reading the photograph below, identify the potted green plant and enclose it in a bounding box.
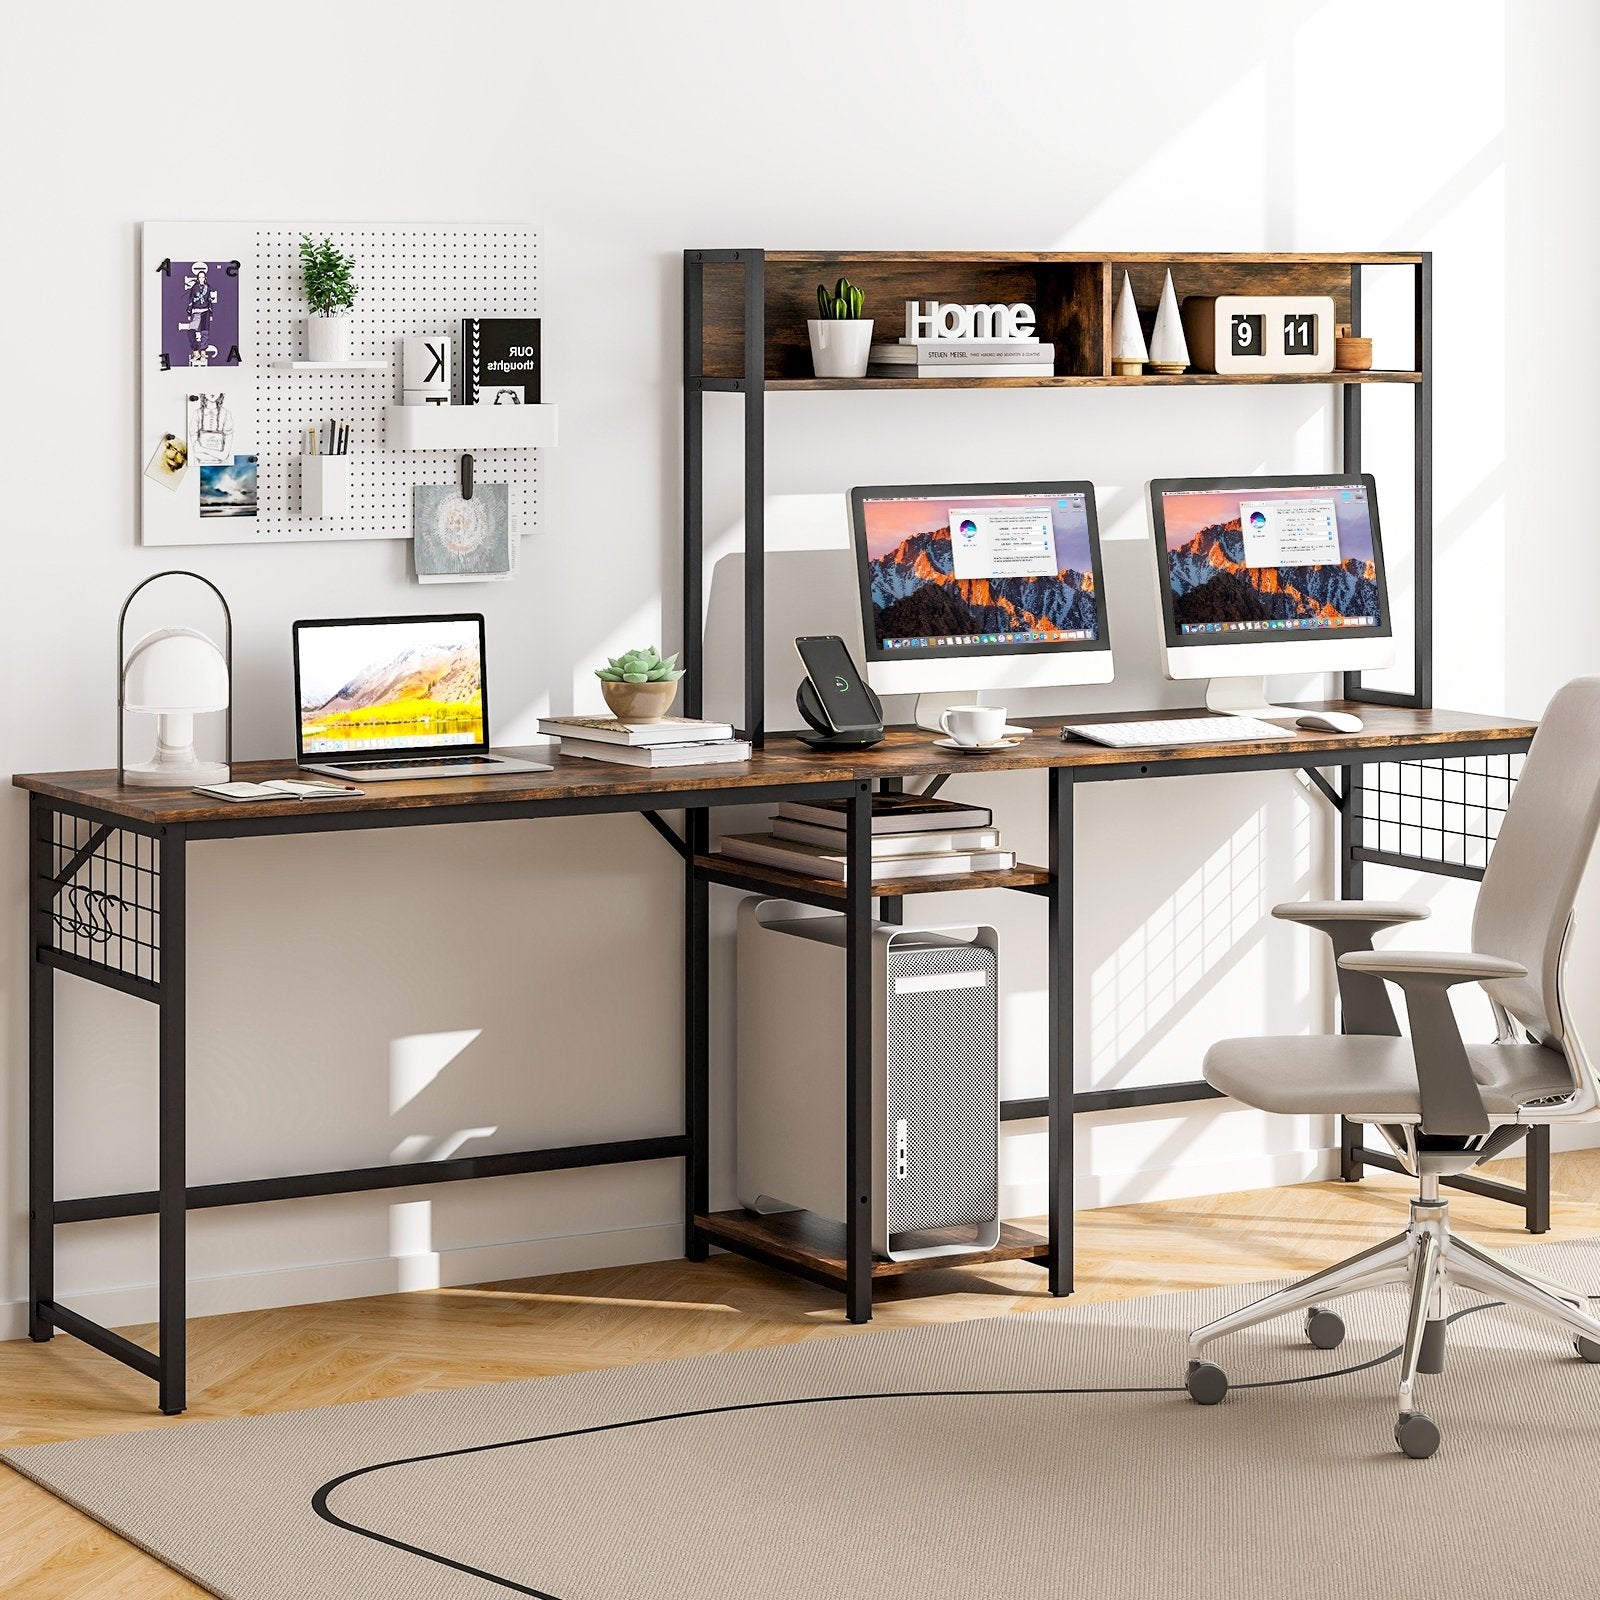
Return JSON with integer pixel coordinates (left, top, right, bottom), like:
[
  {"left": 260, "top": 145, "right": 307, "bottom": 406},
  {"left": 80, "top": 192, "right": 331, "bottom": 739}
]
[
  {"left": 808, "top": 276, "right": 873, "bottom": 378},
  {"left": 596, "top": 645, "right": 685, "bottom": 721},
  {"left": 299, "top": 234, "right": 359, "bottom": 363}
]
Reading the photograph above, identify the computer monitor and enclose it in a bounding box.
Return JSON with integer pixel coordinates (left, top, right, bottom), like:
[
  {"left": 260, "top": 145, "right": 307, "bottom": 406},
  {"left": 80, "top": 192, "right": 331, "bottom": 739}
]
[
  {"left": 1147, "top": 473, "right": 1393, "bottom": 715},
  {"left": 849, "top": 481, "right": 1113, "bottom": 720}
]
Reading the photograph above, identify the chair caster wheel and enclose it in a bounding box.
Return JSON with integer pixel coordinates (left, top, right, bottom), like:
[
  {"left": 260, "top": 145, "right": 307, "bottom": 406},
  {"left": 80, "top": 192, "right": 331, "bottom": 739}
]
[
  {"left": 1575, "top": 1336, "right": 1600, "bottom": 1363},
  {"left": 1305, "top": 1306, "right": 1345, "bottom": 1350},
  {"left": 1186, "top": 1360, "right": 1228, "bottom": 1405},
  {"left": 1395, "top": 1411, "right": 1441, "bottom": 1459}
]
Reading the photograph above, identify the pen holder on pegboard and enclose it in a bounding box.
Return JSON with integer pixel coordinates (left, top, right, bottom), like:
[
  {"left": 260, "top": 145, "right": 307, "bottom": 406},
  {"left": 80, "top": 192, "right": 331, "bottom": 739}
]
[{"left": 302, "top": 455, "right": 351, "bottom": 518}]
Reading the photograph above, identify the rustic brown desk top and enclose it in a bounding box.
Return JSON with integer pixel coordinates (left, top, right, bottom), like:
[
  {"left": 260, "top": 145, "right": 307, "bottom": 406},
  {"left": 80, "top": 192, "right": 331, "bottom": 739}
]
[{"left": 12, "top": 702, "right": 1536, "bottom": 827}]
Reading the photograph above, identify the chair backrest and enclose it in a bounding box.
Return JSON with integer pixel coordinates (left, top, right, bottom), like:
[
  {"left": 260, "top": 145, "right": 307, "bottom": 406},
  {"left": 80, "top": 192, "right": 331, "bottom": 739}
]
[{"left": 1473, "top": 677, "right": 1600, "bottom": 1054}]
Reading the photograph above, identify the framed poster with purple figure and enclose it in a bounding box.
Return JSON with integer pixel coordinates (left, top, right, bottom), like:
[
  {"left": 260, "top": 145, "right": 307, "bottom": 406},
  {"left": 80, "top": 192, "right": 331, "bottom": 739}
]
[{"left": 158, "top": 257, "right": 242, "bottom": 370}]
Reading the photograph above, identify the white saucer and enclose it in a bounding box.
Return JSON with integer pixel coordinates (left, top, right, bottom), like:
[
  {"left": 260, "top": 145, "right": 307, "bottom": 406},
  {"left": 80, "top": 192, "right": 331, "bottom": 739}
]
[{"left": 933, "top": 735, "right": 1027, "bottom": 754}]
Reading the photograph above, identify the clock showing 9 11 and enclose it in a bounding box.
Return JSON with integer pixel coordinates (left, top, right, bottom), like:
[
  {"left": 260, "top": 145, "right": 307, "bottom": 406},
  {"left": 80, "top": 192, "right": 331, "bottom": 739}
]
[{"left": 1179, "top": 295, "right": 1336, "bottom": 375}]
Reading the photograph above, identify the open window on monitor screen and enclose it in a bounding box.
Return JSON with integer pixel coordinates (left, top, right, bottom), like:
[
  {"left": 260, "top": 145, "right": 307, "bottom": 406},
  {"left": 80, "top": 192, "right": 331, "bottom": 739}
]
[
  {"left": 849, "top": 482, "right": 1114, "bottom": 723},
  {"left": 1147, "top": 473, "right": 1394, "bottom": 716}
]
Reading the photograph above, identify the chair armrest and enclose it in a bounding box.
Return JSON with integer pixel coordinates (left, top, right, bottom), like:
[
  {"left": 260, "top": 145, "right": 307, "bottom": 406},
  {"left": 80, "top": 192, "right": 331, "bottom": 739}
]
[
  {"left": 1274, "top": 901, "right": 1430, "bottom": 1037},
  {"left": 1272, "top": 900, "right": 1430, "bottom": 927},
  {"left": 1338, "top": 950, "right": 1528, "bottom": 982},
  {"left": 1334, "top": 950, "right": 1525, "bottom": 1136}
]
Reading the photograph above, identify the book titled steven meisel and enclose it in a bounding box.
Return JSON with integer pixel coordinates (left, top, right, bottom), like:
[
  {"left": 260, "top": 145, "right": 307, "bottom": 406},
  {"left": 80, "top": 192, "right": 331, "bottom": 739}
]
[{"left": 463, "top": 318, "right": 541, "bottom": 404}]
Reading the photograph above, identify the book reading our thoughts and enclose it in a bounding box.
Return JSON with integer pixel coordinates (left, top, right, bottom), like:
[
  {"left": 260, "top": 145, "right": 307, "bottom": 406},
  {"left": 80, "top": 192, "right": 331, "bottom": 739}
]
[{"left": 463, "top": 318, "right": 541, "bottom": 404}]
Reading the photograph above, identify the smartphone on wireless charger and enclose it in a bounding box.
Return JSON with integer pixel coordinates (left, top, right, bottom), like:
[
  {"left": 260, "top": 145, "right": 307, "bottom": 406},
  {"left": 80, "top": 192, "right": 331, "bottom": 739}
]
[{"left": 795, "top": 635, "right": 882, "bottom": 733}]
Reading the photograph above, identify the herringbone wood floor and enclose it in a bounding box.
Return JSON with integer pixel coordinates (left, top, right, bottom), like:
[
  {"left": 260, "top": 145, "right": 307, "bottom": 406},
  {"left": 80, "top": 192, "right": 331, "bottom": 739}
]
[{"left": 5, "top": 1154, "right": 1600, "bottom": 1598}]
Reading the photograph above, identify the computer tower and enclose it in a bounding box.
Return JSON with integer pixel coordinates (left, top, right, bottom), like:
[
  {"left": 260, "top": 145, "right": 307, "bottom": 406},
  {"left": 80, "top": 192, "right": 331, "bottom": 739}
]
[{"left": 735, "top": 897, "right": 1000, "bottom": 1261}]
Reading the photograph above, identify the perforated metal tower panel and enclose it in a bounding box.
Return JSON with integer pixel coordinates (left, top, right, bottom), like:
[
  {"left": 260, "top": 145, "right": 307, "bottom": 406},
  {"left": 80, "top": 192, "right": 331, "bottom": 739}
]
[{"left": 735, "top": 897, "right": 1000, "bottom": 1261}]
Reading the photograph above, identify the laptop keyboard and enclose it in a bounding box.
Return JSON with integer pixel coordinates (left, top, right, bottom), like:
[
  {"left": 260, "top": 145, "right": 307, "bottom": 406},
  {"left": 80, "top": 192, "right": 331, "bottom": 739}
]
[{"left": 363, "top": 756, "right": 501, "bottom": 769}]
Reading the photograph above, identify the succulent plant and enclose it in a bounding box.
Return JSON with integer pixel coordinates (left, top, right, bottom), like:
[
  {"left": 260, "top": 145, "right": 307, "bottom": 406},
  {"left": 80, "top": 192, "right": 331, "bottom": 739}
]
[
  {"left": 816, "top": 276, "right": 866, "bottom": 320},
  {"left": 596, "top": 645, "right": 684, "bottom": 684}
]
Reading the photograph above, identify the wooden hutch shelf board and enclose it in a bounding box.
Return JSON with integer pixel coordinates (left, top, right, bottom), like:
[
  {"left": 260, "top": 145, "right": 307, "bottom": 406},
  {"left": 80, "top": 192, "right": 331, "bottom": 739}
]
[
  {"left": 764, "top": 371, "right": 1421, "bottom": 391},
  {"left": 695, "top": 1208, "right": 1050, "bottom": 1282},
  {"left": 694, "top": 249, "right": 1413, "bottom": 385},
  {"left": 694, "top": 854, "right": 1052, "bottom": 901}
]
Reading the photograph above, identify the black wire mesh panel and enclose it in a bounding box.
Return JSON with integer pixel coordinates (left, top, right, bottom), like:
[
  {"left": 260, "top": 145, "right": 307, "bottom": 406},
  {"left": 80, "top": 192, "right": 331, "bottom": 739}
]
[
  {"left": 40, "top": 810, "right": 162, "bottom": 984},
  {"left": 1355, "top": 753, "right": 1523, "bottom": 873}
]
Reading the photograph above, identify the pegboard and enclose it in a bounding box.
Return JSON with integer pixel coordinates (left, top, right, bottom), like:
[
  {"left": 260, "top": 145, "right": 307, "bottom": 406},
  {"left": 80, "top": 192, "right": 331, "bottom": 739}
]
[{"left": 139, "top": 222, "right": 541, "bottom": 546}]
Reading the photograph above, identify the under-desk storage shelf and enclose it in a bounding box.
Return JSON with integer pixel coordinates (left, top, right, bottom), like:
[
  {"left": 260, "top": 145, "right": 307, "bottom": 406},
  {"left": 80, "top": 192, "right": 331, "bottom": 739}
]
[
  {"left": 695, "top": 1209, "right": 1050, "bottom": 1284},
  {"left": 384, "top": 403, "right": 559, "bottom": 450},
  {"left": 694, "top": 852, "right": 1052, "bottom": 901}
]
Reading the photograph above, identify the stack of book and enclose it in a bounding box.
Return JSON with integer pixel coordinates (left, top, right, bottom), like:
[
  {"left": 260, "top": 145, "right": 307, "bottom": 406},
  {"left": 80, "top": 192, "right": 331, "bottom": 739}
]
[
  {"left": 537, "top": 715, "right": 751, "bottom": 767},
  {"left": 868, "top": 339, "right": 1056, "bottom": 379},
  {"left": 720, "top": 792, "right": 1013, "bottom": 883}
]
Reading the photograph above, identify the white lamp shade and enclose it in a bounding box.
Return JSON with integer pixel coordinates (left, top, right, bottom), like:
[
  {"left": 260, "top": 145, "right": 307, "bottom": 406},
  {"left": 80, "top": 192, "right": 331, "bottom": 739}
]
[{"left": 123, "top": 627, "right": 230, "bottom": 713}]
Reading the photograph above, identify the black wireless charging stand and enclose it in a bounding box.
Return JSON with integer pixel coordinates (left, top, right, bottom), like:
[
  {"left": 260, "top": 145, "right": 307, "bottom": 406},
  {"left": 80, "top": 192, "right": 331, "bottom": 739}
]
[{"left": 794, "top": 677, "right": 886, "bottom": 750}]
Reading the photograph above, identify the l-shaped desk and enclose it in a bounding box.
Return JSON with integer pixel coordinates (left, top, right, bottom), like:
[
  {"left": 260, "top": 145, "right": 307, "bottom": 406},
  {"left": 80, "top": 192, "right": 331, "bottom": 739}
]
[{"left": 16, "top": 701, "right": 1538, "bottom": 1413}]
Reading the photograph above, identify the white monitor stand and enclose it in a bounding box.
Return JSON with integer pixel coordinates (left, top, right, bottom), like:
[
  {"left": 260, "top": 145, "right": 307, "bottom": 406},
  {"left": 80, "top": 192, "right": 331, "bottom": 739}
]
[{"left": 1202, "top": 675, "right": 1298, "bottom": 721}]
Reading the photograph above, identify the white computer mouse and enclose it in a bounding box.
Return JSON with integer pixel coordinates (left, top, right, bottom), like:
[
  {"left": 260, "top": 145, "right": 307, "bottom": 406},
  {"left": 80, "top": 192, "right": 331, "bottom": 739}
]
[{"left": 1295, "top": 710, "right": 1365, "bottom": 734}]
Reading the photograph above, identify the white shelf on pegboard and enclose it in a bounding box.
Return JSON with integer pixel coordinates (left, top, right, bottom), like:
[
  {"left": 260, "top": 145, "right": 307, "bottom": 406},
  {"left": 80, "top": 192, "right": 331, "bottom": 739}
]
[
  {"left": 268, "top": 359, "right": 391, "bottom": 372},
  {"left": 384, "top": 403, "right": 558, "bottom": 451}
]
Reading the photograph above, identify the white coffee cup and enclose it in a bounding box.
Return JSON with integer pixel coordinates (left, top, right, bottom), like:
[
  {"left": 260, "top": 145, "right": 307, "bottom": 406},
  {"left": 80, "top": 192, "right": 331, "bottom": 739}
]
[{"left": 939, "top": 704, "right": 1007, "bottom": 747}]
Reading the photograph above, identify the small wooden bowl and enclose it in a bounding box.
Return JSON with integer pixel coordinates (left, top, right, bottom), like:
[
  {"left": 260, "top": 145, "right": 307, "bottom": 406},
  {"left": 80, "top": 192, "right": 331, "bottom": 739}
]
[{"left": 1334, "top": 332, "right": 1373, "bottom": 372}]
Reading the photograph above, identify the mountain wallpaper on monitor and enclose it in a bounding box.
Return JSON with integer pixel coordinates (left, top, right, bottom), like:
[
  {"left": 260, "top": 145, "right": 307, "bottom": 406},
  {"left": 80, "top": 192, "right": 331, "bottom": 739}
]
[
  {"left": 869, "top": 525, "right": 1098, "bottom": 645},
  {"left": 1167, "top": 520, "right": 1380, "bottom": 627}
]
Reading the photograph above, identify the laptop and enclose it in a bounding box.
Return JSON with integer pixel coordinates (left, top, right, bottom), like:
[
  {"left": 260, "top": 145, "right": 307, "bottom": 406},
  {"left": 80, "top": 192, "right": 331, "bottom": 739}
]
[{"left": 293, "top": 613, "right": 551, "bottom": 781}]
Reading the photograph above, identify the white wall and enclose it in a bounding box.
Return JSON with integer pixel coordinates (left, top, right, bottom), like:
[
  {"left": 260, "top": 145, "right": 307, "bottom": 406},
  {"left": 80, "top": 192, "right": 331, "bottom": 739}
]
[{"left": 3, "top": 0, "right": 1592, "bottom": 1336}]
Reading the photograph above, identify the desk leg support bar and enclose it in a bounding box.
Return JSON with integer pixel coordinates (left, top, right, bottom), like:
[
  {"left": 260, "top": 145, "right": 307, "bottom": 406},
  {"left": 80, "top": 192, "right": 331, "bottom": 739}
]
[
  {"left": 1048, "top": 768, "right": 1074, "bottom": 1296},
  {"left": 845, "top": 781, "right": 874, "bottom": 1323},
  {"left": 157, "top": 828, "right": 188, "bottom": 1414},
  {"left": 1338, "top": 759, "right": 1365, "bottom": 1183},
  {"left": 28, "top": 795, "right": 56, "bottom": 1343},
  {"left": 684, "top": 807, "right": 710, "bottom": 1262}
]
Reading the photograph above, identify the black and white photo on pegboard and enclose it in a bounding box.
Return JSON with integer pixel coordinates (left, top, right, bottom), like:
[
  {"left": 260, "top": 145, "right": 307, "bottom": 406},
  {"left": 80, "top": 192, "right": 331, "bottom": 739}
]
[{"left": 139, "top": 223, "right": 541, "bottom": 547}]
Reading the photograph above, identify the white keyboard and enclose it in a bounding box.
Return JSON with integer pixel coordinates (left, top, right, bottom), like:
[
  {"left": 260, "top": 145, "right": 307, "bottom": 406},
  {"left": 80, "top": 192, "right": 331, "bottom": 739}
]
[{"left": 1060, "top": 715, "right": 1295, "bottom": 749}]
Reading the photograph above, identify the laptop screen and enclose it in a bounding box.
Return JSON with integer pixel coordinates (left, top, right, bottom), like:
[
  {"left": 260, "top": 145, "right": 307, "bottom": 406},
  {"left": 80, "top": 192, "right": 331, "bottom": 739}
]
[{"left": 294, "top": 615, "right": 489, "bottom": 759}]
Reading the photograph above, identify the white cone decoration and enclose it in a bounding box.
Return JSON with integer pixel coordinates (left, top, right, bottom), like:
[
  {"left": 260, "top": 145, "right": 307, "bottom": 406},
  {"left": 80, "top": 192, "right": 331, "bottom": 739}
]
[
  {"left": 1148, "top": 269, "right": 1190, "bottom": 375},
  {"left": 1110, "top": 272, "right": 1148, "bottom": 376}
]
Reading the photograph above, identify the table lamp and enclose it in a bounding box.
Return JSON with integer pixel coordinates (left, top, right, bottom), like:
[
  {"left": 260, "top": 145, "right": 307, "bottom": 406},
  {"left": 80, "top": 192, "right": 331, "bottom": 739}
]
[{"left": 118, "top": 571, "right": 233, "bottom": 788}]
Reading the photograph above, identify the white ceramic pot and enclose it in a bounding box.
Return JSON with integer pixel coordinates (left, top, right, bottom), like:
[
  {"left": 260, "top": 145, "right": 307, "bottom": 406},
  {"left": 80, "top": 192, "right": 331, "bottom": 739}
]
[
  {"left": 306, "top": 314, "right": 350, "bottom": 364},
  {"left": 807, "top": 318, "right": 874, "bottom": 378}
]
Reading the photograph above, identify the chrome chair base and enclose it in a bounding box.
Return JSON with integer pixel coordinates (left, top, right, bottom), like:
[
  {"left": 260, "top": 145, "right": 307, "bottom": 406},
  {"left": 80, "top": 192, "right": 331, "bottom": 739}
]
[{"left": 1185, "top": 1180, "right": 1600, "bottom": 1456}]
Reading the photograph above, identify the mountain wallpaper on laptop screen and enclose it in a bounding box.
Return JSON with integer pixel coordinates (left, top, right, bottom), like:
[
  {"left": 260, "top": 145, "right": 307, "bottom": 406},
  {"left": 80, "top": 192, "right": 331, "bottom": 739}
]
[
  {"left": 300, "top": 643, "right": 484, "bottom": 745},
  {"left": 1166, "top": 520, "right": 1380, "bottom": 627},
  {"left": 868, "top": 525, "right": 1099, "bottom": 645}
]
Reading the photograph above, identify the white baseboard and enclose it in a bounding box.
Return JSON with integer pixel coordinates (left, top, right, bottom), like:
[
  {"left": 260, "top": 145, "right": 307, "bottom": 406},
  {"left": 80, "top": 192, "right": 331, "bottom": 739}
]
[
  {"left": 1003, "top": 1148, "right": 1342, "bottom": 1219},
  {"left": 0, "top": 1222, "right": 682, "bottom": 1345}
]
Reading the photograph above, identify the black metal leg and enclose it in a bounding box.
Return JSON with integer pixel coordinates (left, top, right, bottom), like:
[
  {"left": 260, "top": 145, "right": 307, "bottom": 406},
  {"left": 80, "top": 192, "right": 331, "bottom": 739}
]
[
  {"left": 28, "top": 797, "right": 55, "bottom": 1342},
  {"left": 742, "top": 252, "right": 765, "bottom": 746},
  {"left": 1525, "top": 1124, "right": 1551, "bottom": 1234},
  {"left": 684, "top": 806, "right": 710, "bottom": 1261},
  {"left": 157, "top": 827, "right": 187, "bottom": 1415},
  {"left": 845, "top": 781, "right": 873, "bottom": 1323},
  {"left": 1338, "top": 759, "right": 1366, "bottom": 1182},
  {"left": 1048, "top": 768, "right": 1074, "bottom": 1296},
  {"left": 877, "top": 777, "right": 902, "bottom": 926}
]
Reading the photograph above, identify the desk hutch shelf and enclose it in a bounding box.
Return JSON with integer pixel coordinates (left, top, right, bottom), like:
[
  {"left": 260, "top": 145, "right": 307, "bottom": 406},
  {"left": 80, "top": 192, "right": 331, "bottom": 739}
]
[{"left": 674, "top": 246, "right": 1514, "bottom": 1325}]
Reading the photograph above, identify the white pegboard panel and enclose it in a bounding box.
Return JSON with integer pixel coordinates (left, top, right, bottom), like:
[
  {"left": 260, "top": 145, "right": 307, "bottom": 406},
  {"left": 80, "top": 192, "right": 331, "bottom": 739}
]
[{"left": 139, "top": 222, "right": 540, "bottom": 546}]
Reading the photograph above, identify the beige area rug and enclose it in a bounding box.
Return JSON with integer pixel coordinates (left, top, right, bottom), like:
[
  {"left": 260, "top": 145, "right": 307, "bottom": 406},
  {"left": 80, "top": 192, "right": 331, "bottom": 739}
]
[{"left": 8, "top": 1240, "right": 1600, "bottom": 1600}]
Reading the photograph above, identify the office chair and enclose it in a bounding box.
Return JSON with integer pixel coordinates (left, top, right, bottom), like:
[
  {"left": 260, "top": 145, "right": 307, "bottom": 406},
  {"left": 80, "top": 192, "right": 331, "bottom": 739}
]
[{"left": 1184, "top": 677, "right": 1600, "bottom": 1457}]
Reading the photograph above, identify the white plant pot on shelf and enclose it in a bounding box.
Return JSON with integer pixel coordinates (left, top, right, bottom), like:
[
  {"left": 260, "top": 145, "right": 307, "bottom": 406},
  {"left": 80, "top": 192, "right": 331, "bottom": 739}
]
[
  {"left": 807, "top": 318, "right": 874, "bottom": 378},
  {"left": 305, "top": 314, "right": 350, "bottom": 363}
]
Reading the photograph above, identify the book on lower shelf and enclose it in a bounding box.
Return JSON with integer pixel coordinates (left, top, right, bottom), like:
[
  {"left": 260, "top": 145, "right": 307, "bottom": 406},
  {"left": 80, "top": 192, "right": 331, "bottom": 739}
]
[
  {"left": 719, "top": 832, "right": 1015, "bottom": 883},
  {"left": 557, "top": 735, "right": 752, "bottom": 767},
  {"left": 775, "top": 793, "right": 993, "bottom": 834},
  {"left": 537, "top": 714, "right": 735, "bottom": 747},
  {"left": 771, "top": 818, "right": 1001, "bottom": 856}
]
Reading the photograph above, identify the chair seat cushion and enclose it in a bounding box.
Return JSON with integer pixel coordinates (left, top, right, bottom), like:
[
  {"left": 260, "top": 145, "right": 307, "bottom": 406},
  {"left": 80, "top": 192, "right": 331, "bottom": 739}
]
[{"left": 1203, "top": 1034, "right": 1574, "bottom": 1121}]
